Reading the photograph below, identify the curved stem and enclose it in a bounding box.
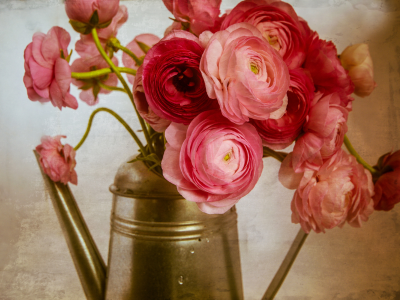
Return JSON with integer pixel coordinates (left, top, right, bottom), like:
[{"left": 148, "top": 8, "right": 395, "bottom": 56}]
[
  {"left": 71, "top": 67, "right": 136, "bottom": 80},
  {"left": 91, "top": 27, "right": 154, "bottom": 155},
  {"left": 112, "top": 43, "right": 142, "bottom": 66},
  {"left": 97, "top": 81, "right": 127, "bottom": 93},
  {"left": 263, "top": 147, "right": 288, "bottom": 163},
  {"left": 74, "top": 107, "right": 145, "bottom": 154},
  {"left": 344, "top": 135, "right": 377, "bottom": 174}
]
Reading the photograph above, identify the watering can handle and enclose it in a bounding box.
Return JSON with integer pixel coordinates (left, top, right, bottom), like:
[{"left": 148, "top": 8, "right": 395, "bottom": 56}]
[{"left": 34, "top": 150, "right": 106, "bottom": 300}]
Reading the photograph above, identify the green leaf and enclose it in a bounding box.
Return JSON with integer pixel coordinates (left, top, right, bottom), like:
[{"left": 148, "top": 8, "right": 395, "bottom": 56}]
[
  {"left": 89, "top": 10, "right": 99, "bottom": 26},
  {"left": 92, "top": 84, "right": 100, "bottom": 99},
  {"left": 136, "top": 41, "right": 151, "bottom": 54},
  {"left": 97, "top": 19, "right": 112, "bottom": 29},
  {"left": 69, "top": 19, "right": 92, "bottom": 35}
]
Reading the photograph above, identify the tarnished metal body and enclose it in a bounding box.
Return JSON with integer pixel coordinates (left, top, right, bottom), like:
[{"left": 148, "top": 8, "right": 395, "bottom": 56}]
[{"left": 36, "top": 151, "right": 244, "bottom": 300}]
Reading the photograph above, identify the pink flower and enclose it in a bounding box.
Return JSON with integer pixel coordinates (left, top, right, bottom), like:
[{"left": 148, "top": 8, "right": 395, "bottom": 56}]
[
  {"left": 23, "top": 26, "right": 78, "bottom": 110},
  {"left": 65, "top": 0, "right": 119, "bottom": 25},
  {"left": 133, "top": 66, "right": 171, "bottom": 132},
  {"left": 279, "top": 150, "right": 374, "bottom": 233},
  {"left": 36, "top": 135, "right": 78, "bottom": 185},
  {"left": 142, "top": 30, "right": 217, "bottom": 125},
  {"left": 162, "top": 0, "right": 222, "bottom": 36},
  {"left": 304, "top": 33, "right": 354, "bottom": 106},
  {"left": 251, "top": 68, "right": 314, "bottom": 150},
  {"left": 200, "top": 23, "right": 290, "bottom": 125},
  {"left": 75, "top": 5, "right": 128, "bottom": 58},
  {"left": 221, "top": 0, "right": 308, "bottom": 69},
  {"left": 372, "top": 151, "right": 400, "bottom": 211},
  {"left": 71, "top": 55, "right": 118, "bottom": 106},
  {"left": 291, "top": 92, "right": 349, "bottom": 172},
  {"left": 122, "top": 33, "right": 161, "bottom": 84},
  {"left": 161, "top": 110, "right": 263, "bottom": 214},
  {"left": 340, "top": 43, "right": 377, "bottom": 97}
]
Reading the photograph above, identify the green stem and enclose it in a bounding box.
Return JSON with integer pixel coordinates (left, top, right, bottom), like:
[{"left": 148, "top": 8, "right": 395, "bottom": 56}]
[
  {"left": 74, "top": 107, "right": 145, "bottom": 154},
  {"left": 91, "top": 27, "right": 154, "bottom": 156},
  {"left": 71, "top": 67, "right": 136, "bottom": 80},
  {"left": 343, "top": 135, "right": 377, "bottom": 174},
  {"left": 97, "top": 81, "right": 127, "bottom": 93},
  {"left": 263, "top": 147, "right": 288, "bottom": 163},
  {"left": 112, "top": 42, "right": 142, "bottom": 66}
]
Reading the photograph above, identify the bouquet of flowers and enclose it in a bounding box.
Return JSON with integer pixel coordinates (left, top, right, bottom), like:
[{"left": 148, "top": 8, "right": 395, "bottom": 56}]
[{"left": 25, "top": 0, "right": 399, "bottom": 236}]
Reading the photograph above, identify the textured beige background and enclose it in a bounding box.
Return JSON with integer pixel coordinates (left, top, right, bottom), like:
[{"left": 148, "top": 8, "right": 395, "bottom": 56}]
[{"left": 1, "top": 0, "right": 400, "bottom": 299}]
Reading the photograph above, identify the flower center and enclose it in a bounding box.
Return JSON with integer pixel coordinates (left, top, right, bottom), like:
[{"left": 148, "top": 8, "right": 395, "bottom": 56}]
[
  {"left": 250, "top": 64, "right": 259, "bottom": 75},
  {"left": 172, "top": 67, "right": 197, "bottom": 93}
]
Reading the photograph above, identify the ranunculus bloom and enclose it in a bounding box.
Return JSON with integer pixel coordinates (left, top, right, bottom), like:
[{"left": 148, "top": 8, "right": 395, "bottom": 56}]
[
  {"left": 142, "top": 30, "right": 217, "bottom": 125},
  {"left": 36, "top": 135, "right": 78, "bottom": 185},
  {"left": 162, "top": 0, "right": 222, "bottom": 36},
  {"left": 162, "top": 110, "right": 263, "bottom": 214},
  {"left": 122, "top": 33, "right": 160, "bottom": 84},
  {"left": 23, "top": 26, "right": 78, "bottom": 110},
  {"left": 75, "top": 5, "right": 128, "bottom": 58},
  {"left": 251, "top": 68, "right": 314, "bottom": 150},
  {"left": 65, "top": 0, "right": 119, "bottom": 25},
  {"left": 221, "top": 0, "right": 308, "bottom": 69},
  {"left": 200, "top": 23, "right": 290, "bottom": 125},
  {"left": 133, "top": 66, "right": 171, "bottom": 132},
  {"left": 279, "top": 150, "right": 374, "bottom": 233},
  {"left": 71, "top": 55, "right": 118, "bottom": 106},
  {"left": 304, "top": 32, "right": 354, "bottom": 106},
  {"left": 340, "top": 43, "right": 377, "bottom": 97},
  {"left": 291, "top": 92, "right": 349, "bottom": 172},
  {"left": 372, "top": 151, "right": 400, "bottom": 211}
]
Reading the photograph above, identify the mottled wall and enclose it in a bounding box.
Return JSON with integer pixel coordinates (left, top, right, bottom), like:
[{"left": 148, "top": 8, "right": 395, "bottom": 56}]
[{"left": 1, "top": 0, "right": 400, "bottom": 299}]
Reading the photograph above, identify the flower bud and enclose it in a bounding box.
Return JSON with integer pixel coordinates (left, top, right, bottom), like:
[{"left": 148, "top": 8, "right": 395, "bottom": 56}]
[{"left": 340, "top": 43, "right": 377, "bottom": 97}]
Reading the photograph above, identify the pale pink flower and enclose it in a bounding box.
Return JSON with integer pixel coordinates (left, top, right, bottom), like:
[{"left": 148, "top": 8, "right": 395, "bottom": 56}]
[
  {"left": 71, "top": 55, "right": 118, "bottom": 106},
  {"left": 23, "top": 26, "right": 78, "bottom": 110},
  {"left": 200, "top": 23, "right": 290, "bottom": 125},
  {"left": 65, "top": 0, "right": 119, "bottom": 25},
  {"left": 372, "top": 150, "right": 400, "bottom": 211},
  {"left": 122, "top": 33, "right": 160, "bottom": 84},
  {"left": 142, "top": 30, "right": 217, "bottom": 125},
  {"left": 161, "top": 110, "right": 263, "bottom": 214},
  {"left": 75, "top": 5, "right": 128, "bottom": 58},
  {"left": 162, "top": 0, "right": 222, "bottom": 35},
  {"left": 221, "top": 0, "right": 309, "bottom": 69},
  {"left": 36, "top": 135, "right": 78, "bottom": 185},
  {"left": 133, "top": 66, "right": 171, "bottom": 132},
  {"left": 280, "top": 150, "right": 374, "bottom": 233},
  {"left": 340, "top": 43, "right": 377, "bottom": 97},
  {"left": 292, "top": 92, "right": 349, "bottom": 172}
]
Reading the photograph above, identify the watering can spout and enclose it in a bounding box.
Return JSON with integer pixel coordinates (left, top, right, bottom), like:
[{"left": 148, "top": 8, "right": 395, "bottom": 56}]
[{"left": 34, "top": 150, "right": 106, "bottom": 300}]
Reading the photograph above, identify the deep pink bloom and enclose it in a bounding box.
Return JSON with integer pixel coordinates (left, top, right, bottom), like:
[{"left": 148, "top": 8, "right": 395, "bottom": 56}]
[
  {"left": 372, "top": 151, "right": 400, "bottom": 211},
  {"left": 200, "top": 23, "right": 290, "bottom": 125},
  {"left": 75, "top": 5, "right": 128, "bottom": 58},
  {"left": 291, "top": 92, "right": 349, "bottom": 172},
  {"left": 279, "top": 150, "right": 374, "bottom": 233},
  {"left": 122, "top": 33, "right": 160, "bottom": 84},
  {"left": 142, "top": 30, "right": 217, "bottom": 125},
  {"left": 71, "top": 55, "right": 118, "bottom": 106},
  {"left": 65, "top": 0, "right": 119, "bottom": 25},
  {"left": 304, "top": 32, "right": 354, "bottom": 106},
  {"left": 23, "top": 26, "right": 78, "bottom": 110},
  {"left": 251, "top": 68, "right": 314, "bottom": 150},
  {"left": 162, "top": 0, "right": 222, "bottom": 36},
  {"left": 221, "top": 0, "right": 308, "bottom": 69},
  {"left": 36, "top": 135, "right": 78, "bottom": 185},
  {"left": 133, "top": 66, "right": 171, "bottom": 132},
  {"left": 161, "top": 110, "right": 263, "bottom": 214}
]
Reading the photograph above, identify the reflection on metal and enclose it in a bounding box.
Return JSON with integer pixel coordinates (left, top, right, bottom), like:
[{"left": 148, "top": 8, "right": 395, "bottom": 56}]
[
  {"left": 36, "top": 151, "right": 244, "bottom": 300},
  {"left": 262, "top": 228, "right": 308, "bottom": 300},
  {"left": 34, "top": 150, "right": 106, "bottom": 300}
]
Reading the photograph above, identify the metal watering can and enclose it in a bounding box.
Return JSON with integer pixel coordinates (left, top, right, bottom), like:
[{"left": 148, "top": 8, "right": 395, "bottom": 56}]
[{"left": 34, "top": 151, "right": 244, "bottom": 300}]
